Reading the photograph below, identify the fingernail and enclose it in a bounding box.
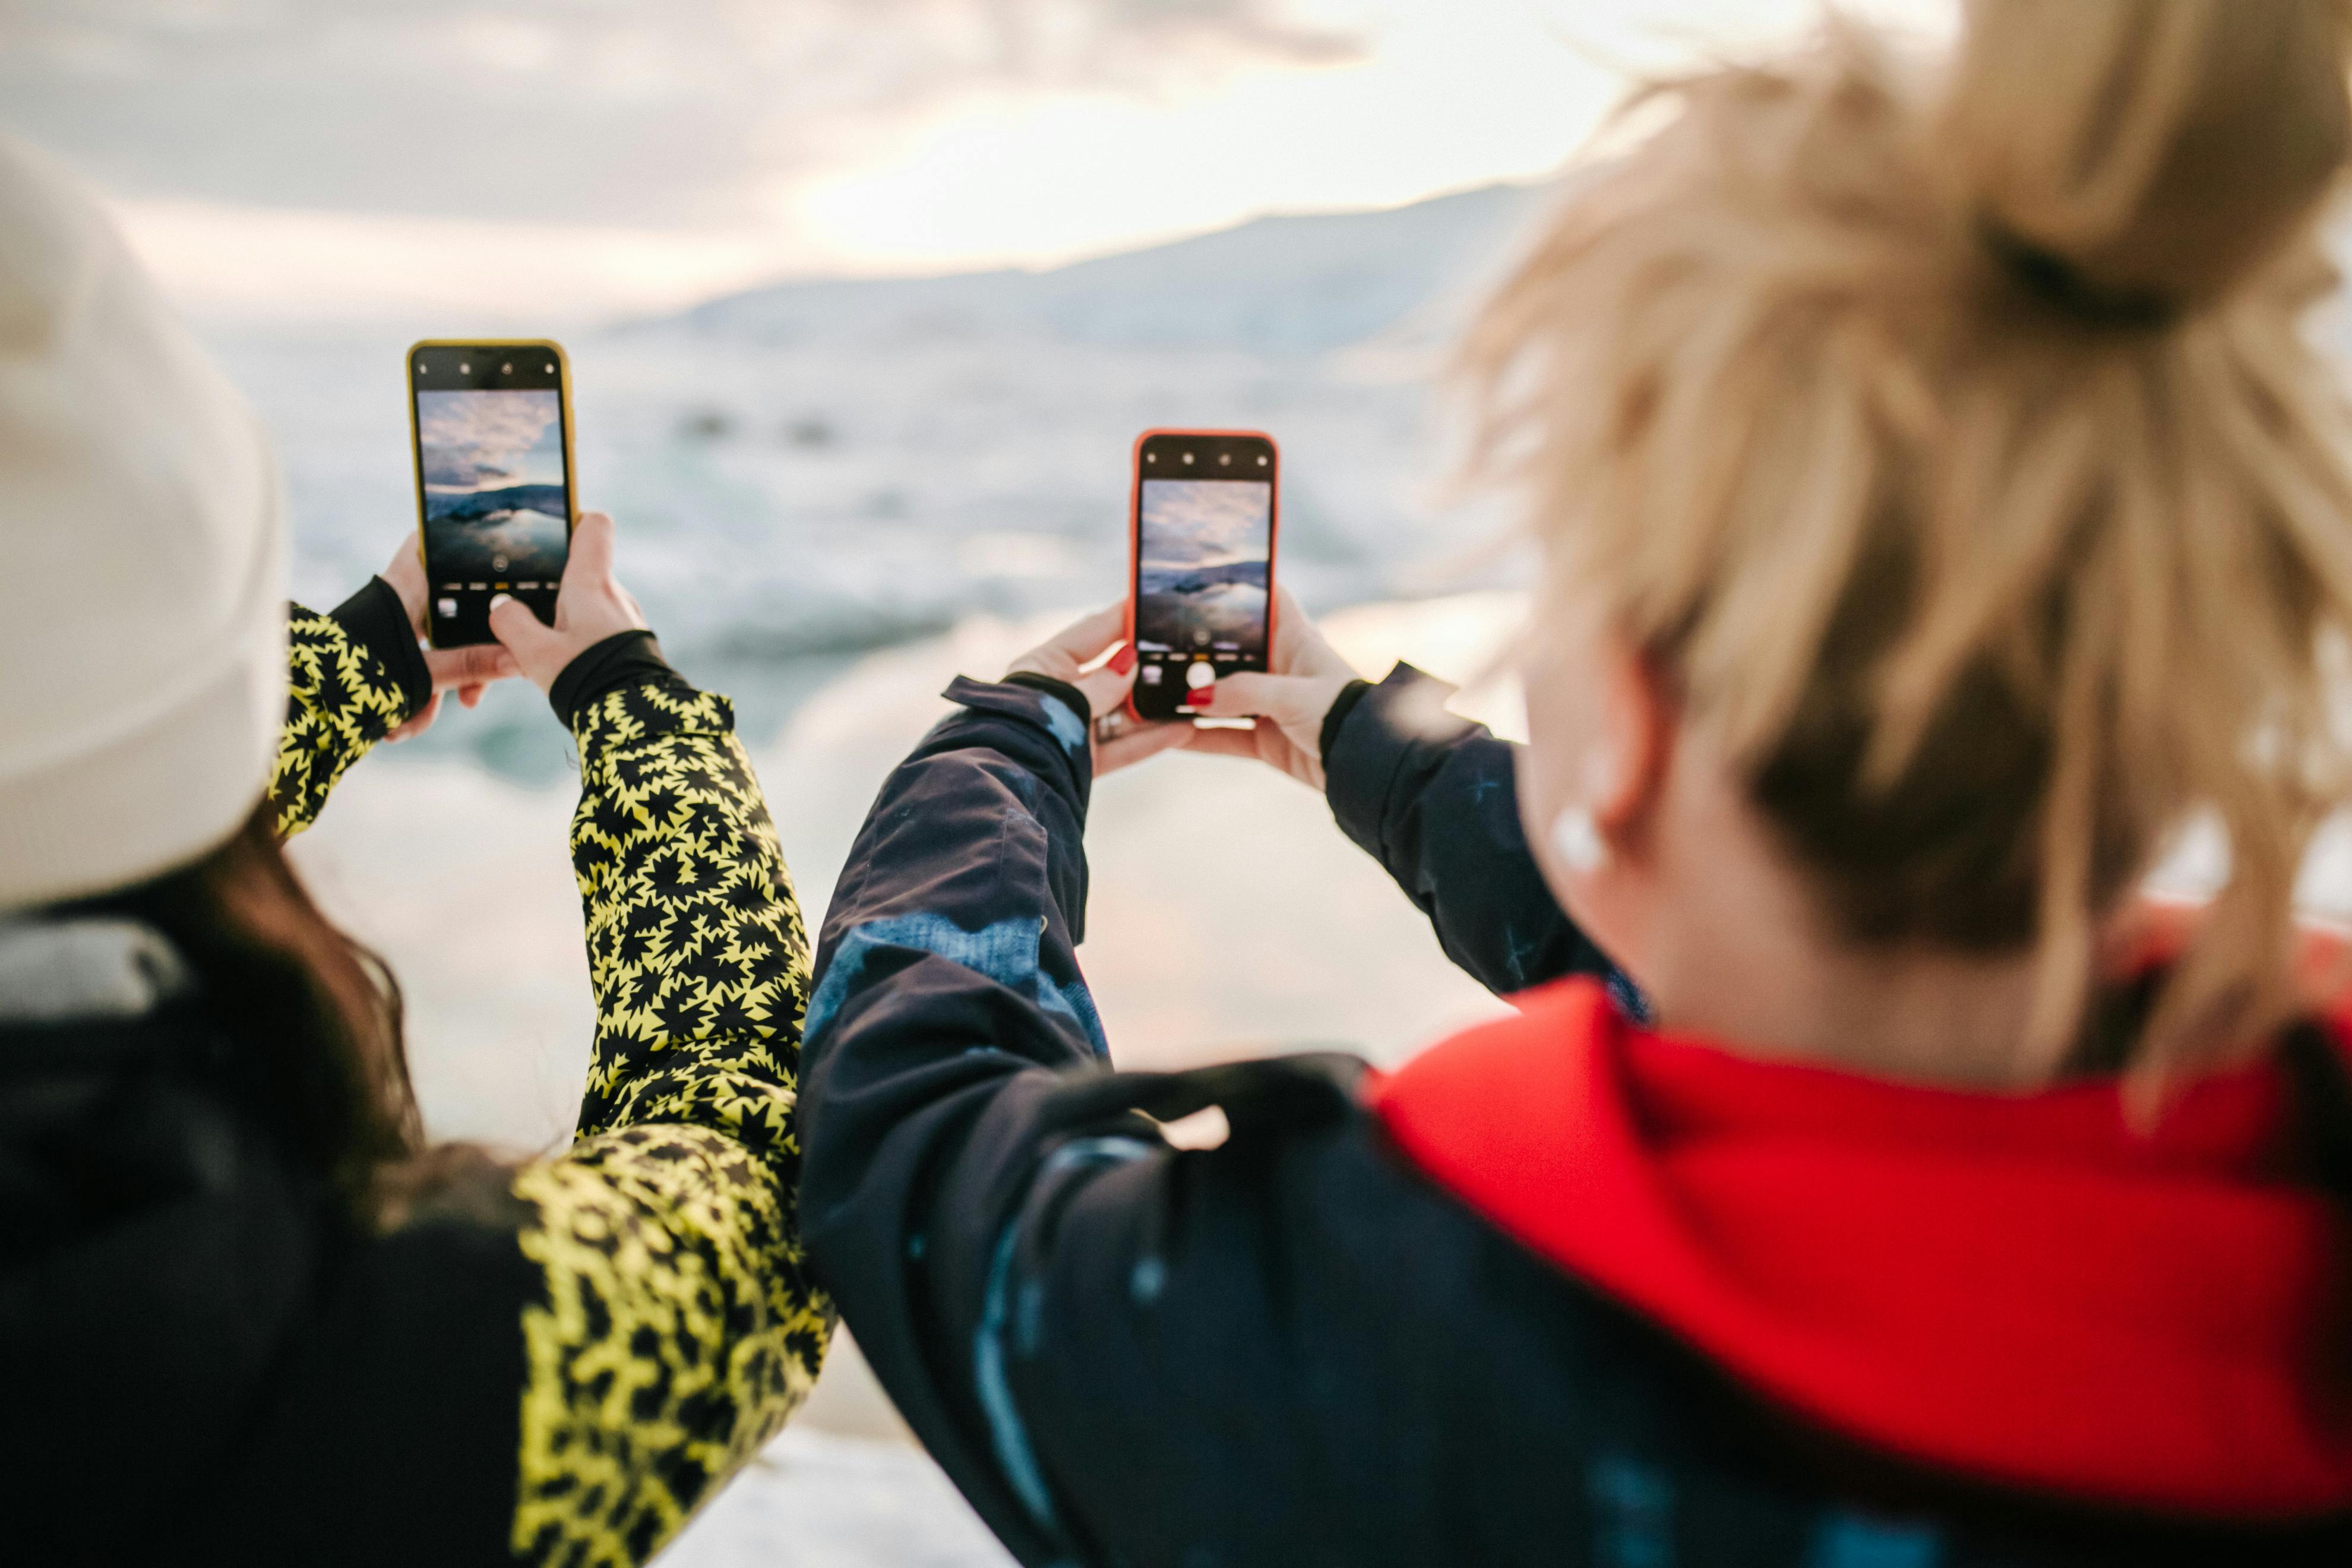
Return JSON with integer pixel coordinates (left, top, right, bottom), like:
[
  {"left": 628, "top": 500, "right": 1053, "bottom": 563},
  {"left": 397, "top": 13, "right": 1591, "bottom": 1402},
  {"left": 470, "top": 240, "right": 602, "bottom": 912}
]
[
  {"left": 488, "top": 593, "right": 513, "bottom": 609},
  {"left": 1111, "top": 646, "right": 1136, "bottom": 675}
]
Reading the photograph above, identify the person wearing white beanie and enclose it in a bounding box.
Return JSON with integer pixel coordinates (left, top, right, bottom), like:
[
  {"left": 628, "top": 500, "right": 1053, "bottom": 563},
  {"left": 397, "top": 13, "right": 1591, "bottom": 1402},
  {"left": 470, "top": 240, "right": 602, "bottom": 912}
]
[
  {"left": 0, "top": 135, "right": 832, "bottom": 1565},
  {"left": 0, "top": 138, "right": 287, "bottom": 910}
]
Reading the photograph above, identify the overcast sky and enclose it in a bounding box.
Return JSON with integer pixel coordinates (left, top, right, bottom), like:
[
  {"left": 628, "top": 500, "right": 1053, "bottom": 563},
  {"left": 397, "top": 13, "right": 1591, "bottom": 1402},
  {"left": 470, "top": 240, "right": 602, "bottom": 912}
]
[
  {"left": 0, "top": 0, "right": 1945, "bottom": 324},
  {"left": 417, "top": 388, "right": 564, "bottom": 489}
]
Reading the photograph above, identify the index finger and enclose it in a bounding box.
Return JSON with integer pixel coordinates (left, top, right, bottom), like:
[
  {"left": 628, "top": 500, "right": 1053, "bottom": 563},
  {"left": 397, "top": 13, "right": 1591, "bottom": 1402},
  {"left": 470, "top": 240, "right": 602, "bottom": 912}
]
[
  {"left": 564, "top": 510, "right": 617, "bottom": 585},
  {"left": 1042, "top": 602, "right": 1128, "bottom": 662},
  {"left": 425, "top": 642, "right": 520, "bottom": 691}
]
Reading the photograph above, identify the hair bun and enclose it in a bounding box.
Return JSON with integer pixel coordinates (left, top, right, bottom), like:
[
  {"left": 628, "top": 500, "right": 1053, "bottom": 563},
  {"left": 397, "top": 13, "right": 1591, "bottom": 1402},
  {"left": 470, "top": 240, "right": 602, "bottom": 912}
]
[
  {"left": 1949, "top": 0, "right": 2352, "bottom": 313},
  {"left": 1977, "top": 219, "right": 2177, "bottom": 330}
]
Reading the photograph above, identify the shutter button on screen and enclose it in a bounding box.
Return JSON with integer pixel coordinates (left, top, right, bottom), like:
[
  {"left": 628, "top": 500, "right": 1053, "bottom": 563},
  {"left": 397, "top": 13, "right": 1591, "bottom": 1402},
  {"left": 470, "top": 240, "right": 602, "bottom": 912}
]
[{"left": 1186, "top": 663, "right": 1215, "bottom": 689}]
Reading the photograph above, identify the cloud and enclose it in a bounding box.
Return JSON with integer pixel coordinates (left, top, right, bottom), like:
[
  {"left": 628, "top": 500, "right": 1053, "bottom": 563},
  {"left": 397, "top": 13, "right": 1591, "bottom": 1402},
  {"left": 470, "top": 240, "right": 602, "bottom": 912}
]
[
  {"left": 1140, "top": 477, "right": 1270, "bottom": 570},
  {"left": 417, "top": 388, "right": 561, "bottom": 488},
  {"left": 0, "top": 1, "right": 1363, "bottom": 227}
]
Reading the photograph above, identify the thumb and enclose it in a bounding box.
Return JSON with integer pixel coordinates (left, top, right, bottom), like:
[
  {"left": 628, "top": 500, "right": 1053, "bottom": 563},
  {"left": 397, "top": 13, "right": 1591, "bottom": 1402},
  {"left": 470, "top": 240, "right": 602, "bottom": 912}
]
[
  {"left": 1193, "top": 671, "right": 1326, "bottom": 727},
  {"left": 488, "top": 594, "right": 563, "bottom": 680}
]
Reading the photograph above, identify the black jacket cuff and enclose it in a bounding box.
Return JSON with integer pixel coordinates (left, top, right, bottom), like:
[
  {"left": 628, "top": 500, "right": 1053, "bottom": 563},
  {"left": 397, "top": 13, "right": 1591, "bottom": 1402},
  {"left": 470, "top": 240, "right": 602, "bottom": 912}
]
[
  {"left": 1002, "top": 671, "right": 1093, "bottom": 726},
  {"left": 328, "top": 577, "right": 431, "bottom": 718},
  {"left": 550, "top": 631, "right": 682, "bottom": 728},
  {"left": 943, "top": 675, "right": 1095, "bottom": 753},
  {"left": 1318, "top": 679, "right": 1374, "bottom": 776},
  {"left": 1324, "top": 662, "right": 1470, "bottom": 857}
]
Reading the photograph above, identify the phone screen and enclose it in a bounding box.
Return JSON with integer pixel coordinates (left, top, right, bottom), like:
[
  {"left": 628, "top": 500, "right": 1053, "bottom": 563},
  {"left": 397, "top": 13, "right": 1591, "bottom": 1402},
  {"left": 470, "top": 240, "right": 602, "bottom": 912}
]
[
  {"left": 1131, "top": 431, "right": 1277, "bottom": 721},
  {"left": 410, "top": 344, "right": 572, "bottom": 647}
]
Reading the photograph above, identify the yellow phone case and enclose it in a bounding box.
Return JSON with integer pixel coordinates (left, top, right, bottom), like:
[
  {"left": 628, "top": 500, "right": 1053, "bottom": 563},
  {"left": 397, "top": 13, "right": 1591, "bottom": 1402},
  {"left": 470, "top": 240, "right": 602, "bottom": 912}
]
[{"left": 406, "top": 339, "right": 578, "bottom": 650}]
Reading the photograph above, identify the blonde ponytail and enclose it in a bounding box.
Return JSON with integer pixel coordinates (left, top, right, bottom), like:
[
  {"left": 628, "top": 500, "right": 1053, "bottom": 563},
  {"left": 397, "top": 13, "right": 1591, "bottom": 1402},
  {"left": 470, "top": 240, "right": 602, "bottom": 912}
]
[
  {"left": 1951, "top": 0, "right": 2352, "bottom": 312},
  {"left": 1464, "top": 2, "right": 2352, "bottom": 1085}
]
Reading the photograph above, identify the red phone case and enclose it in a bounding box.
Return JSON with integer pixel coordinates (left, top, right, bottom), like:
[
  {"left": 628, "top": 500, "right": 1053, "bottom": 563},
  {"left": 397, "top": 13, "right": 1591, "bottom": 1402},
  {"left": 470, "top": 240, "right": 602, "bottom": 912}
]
[{"left": 1124, "top": 428, "right": 1281, "bottom": 722}]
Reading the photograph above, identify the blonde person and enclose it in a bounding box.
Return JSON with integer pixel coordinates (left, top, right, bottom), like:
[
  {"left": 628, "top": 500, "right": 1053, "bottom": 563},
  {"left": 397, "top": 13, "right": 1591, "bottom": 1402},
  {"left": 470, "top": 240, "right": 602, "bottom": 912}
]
[
  {"left": 0, "top": 138, "right": 826, "bottom": 1564},
  {"left": 799, "top": 3, "right": 2352, "bottom": 1563}
]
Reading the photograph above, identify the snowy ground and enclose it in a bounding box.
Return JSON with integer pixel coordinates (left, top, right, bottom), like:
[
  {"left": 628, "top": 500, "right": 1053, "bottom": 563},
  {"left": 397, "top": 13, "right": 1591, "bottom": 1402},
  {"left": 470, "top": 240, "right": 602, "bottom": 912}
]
[{"left": 659, "top": 1428, "right": 1008, "bottom": 1568}]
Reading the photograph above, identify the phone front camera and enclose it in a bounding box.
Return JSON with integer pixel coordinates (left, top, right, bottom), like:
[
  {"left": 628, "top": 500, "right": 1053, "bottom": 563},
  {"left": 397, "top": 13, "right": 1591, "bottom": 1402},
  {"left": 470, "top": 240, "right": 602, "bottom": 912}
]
[
  {"left": 1182, "top": 452, "right": 1194, "bottom": 464},
  {"left": 1257, "top": 455, "right": 1269, "bottom": 466},
  {"left": 1220, "top": 453, "right": 1232, "bottom": 465},
  {"left": 543, "top": 362, "right": 555, "bottom": 373},
  {"left": 501, "top": 362, "right": 513, "bottom": 374},
  {"left": 459, "top": 362, "right": 471, "bottom": 374}
]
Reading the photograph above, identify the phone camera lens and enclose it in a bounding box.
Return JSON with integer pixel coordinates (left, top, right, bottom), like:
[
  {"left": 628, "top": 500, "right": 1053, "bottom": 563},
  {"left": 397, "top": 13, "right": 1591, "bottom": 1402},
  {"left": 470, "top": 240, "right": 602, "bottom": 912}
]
[
  {"left": 1182, "top": 452, "right": 1194, "bottom": 465},
  {"left": 1219, "top": 453, "right": 1232, "bottom": 466},
  {"left": 501, "top": 362, "right": 513, "bottom": 374},
  {"left": 543, "top": 362, "right": 555, "bottom": 373},
  {"left": 459, "top": 362, "right": 471, "bottom": 374},
  {"left": 1258, "top": 454, "right": 1269, "bottom": 466}
]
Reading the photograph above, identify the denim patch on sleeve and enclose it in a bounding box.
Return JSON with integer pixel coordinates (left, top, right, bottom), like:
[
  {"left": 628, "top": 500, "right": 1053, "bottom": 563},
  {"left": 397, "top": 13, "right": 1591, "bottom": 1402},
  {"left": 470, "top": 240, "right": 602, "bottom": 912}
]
[
  {"left": 807, "top": 911, "right": 1109, "bottom": 1055},
  {"left": 1035, "top": 693, "right": 1088, "bottom": 756}
]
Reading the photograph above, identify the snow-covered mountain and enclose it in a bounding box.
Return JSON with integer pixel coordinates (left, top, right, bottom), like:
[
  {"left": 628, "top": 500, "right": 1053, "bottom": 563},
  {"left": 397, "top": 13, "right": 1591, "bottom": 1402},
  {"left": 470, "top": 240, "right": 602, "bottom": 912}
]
[
  {"left": 217, "top": 180, "right": 1558, "bottom": 782},
  {"left": 668, "top": 182, "right": 1550, "bottom": 353}
]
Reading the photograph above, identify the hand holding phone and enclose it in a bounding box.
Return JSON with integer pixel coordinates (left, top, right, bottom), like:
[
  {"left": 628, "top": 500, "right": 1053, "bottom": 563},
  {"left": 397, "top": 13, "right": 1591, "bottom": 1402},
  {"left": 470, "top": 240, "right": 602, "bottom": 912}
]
[
  {"left": 1002, "top": 604, "right": 1193, "bottom": 778},
  {"left": 1177, "top": 585, "right": 1362, "bottom": 792},
  {"left": 376, "top": 532, "right": 520, "bottom": 742},
  {"left": 486, "top": 511, "right": 649, "bottom": 693},
  {"left": 1126, "top": 429, "right": 1278, "bottom": 722},
  {"left": 409, "top": 340, "right": 576, "bottom": 649}
]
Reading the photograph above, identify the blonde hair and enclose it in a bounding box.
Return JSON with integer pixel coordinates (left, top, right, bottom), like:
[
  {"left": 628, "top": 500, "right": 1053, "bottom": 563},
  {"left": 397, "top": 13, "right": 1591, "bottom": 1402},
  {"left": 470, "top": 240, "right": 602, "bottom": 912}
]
[{"left": 1463, "top": 0, "right": 2352, "bottom": 1085}]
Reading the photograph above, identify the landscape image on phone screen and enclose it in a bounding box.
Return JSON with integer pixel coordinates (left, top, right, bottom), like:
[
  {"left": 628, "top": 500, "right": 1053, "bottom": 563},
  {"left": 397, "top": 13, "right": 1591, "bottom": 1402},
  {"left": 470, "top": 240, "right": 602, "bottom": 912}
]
[
  {"left": 1134, "top": 477, "right": 1272, "bottom": 668},
  {"left": 417, "top": 388, "right": 570, "bottom": 580}
]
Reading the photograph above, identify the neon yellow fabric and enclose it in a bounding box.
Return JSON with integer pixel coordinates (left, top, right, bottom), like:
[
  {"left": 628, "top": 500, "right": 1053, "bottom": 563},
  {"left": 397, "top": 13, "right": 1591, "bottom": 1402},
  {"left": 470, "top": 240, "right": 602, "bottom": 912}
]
[{"left": 272, "top": 611, "right": 831, "bottom": 1566}]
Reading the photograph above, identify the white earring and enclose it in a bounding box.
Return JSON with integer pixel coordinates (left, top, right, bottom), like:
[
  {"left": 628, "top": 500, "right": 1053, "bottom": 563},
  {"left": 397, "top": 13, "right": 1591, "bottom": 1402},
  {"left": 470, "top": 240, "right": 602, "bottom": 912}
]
[{"left": 1551, "top": 805, "right": 1608, "bottom": 872}]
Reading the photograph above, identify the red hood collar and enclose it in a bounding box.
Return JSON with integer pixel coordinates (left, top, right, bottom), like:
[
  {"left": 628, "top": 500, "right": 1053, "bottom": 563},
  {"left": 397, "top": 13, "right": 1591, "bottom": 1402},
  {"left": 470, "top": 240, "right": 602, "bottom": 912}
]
[{"left": 1371, "top": 946, "right": 2352, "bottom": 1516}]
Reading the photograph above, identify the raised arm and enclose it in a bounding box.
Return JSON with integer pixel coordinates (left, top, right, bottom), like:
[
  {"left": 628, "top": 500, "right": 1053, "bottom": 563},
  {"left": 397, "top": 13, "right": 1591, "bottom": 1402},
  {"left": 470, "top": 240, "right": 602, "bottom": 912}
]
[
  {"left": 1181, "top": 592, "right": 1631, "bottom": 1003},
  {"left": 1322, "top": 663, "right": 1630, "bottom": 1002},
  {"left": 482, "top": 516, "right": 833, "bottom": 1564},
  {"left": 271, "top": 580, "right": 429, "bottom": 836},
  {"left": 219, "top": 521, "right": 830, "bottom": 1568},
  {"left": 271, "top": 537, "right": 514, "bottom": 836},
  {"left": 799, "top": 671, "right": 1123, "bottom": 1563},
  {"left": 800, "top": 659, "right": 1497, "bottom": 1567}
]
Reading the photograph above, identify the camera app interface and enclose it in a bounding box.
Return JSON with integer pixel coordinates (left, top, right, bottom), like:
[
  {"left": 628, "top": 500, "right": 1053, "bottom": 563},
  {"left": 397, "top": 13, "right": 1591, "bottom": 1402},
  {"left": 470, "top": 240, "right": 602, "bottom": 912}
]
[
  {"left": 413, "top": 348, "right": 570, "bottom": 642},
  {"left": 1133, "top": 435, "right": 1273, "bottom": 717}
]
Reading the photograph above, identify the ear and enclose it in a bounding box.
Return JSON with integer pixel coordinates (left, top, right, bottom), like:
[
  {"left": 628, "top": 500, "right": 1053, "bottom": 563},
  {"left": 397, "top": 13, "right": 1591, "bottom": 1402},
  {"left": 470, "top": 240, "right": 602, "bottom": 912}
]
[{"left": 1585, "top": 633, "right": 1674, "bottom": 846}]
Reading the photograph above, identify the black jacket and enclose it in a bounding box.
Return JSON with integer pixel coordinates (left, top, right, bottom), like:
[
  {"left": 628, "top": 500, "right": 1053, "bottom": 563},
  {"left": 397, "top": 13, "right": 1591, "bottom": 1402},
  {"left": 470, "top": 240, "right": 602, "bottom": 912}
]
[
  {"left": 801, "top": 664, "right": 2352, "bottom": 1568},
  {"left": 0, "top": 586, "right": 830, "bottom": 1566}
]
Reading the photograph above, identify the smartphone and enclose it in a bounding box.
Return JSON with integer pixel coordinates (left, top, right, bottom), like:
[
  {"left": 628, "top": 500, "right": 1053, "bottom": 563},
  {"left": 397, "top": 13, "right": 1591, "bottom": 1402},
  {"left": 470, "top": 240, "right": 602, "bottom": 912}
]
[
  {"left": 407, "top": 340, "right": 576, "bottom": 648},
  {"left": 1126, "top": 429, "right": 1280, "bottom": 722}
]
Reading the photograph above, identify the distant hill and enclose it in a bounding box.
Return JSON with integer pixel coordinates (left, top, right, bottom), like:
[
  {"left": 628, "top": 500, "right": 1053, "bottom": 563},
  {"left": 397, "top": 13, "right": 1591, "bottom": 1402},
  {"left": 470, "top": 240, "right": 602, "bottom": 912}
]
[
  {"left": 663, "top": 182, "right": 1554, "bottom": 355},
  {"left": 427, "top": 482, "right": 567, "bottom": 524},
  {"left": 1142, "top": 559, "right": 1270, "bottom": 596}
]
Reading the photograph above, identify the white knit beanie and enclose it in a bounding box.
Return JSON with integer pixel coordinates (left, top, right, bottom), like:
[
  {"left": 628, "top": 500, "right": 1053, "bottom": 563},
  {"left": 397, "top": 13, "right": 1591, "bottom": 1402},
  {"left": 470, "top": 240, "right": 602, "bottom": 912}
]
[{"left": 0, "top": 135, "right": 287, "bottom": 911}]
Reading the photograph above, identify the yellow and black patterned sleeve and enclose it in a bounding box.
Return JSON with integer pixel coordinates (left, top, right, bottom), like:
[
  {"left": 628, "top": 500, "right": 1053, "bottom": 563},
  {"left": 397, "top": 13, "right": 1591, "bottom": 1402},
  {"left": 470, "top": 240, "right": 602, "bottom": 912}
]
[
  {"left": 271, "top": 580, "right": 429, "bottom": 837},
  {"left": 509, "top": 671, "right": 832, "bottom": 1567}
]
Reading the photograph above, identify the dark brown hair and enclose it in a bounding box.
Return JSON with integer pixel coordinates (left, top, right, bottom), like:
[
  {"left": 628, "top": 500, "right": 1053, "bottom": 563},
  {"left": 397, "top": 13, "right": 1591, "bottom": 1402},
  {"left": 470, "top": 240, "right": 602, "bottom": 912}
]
[{"left": 93, "top": 801, "right": 511, "bottom": 1228}]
